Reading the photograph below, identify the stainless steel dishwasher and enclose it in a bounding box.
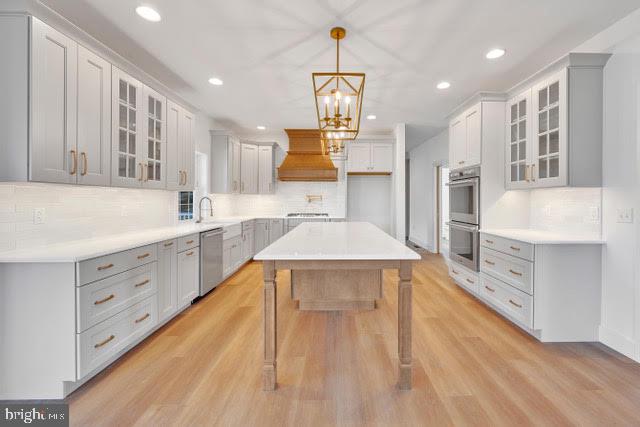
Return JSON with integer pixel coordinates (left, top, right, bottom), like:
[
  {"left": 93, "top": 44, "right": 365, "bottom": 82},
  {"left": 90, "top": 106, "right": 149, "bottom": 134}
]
[{"left": 200, "top": 227, "right": 224, "bottom": 296}]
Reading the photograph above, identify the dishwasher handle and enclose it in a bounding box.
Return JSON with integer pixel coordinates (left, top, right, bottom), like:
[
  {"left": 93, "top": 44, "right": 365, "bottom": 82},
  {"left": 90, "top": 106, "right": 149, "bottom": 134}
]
[{"left": 203, "top": 228, "right": 224, "bottom": 238}]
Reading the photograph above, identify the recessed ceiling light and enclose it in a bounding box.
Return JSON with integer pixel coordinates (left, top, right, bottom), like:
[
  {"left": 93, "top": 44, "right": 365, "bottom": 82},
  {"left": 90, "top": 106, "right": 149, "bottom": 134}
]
[
  {"left": 208, "top": 77, "right": 223, "bottom": 86},
  {"left": 486, "top": 48, "right": 506, "bottom": 59},
  {"left": 135, "top": 6, "right": 161, "bottom": 22},
  {"left": 436, "top": 81, "right": 451, "bottom": 90},
  {"left": 366, "top": 115, "right": 376, "bottom": 120},
  {"left": 257, "top": 125, "right": 266, "bottom": 130}
]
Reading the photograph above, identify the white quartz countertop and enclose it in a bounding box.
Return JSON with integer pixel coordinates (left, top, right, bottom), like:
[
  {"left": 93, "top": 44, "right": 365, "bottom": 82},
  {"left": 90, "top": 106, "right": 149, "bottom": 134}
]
[
  {"left": 480, "top": 228, "right": 605, "bottom": 245},
  {"left": 0, "top": 215, "right": 348, "bottom": 263},
  {"left": 254, "top": 222, "right": 421, "bottom": 261}
]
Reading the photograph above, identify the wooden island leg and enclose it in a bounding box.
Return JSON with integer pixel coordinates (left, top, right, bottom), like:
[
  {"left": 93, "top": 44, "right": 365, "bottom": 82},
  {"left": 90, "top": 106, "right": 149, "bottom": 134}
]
[
  {"left": 263, "top": 260, "right": 277, "bottom": 390},
  {"left": 398, "top": 260, "right": 413, "bottom": 390}
]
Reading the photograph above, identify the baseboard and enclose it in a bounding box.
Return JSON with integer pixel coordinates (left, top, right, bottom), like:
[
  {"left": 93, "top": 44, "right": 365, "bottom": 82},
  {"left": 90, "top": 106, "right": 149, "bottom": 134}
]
[
  {"left": 599, "top": 325, "right": 639, "bottom": 362},
  {"left": 407, "top": 236, "right": 430, "bottom": 252}
]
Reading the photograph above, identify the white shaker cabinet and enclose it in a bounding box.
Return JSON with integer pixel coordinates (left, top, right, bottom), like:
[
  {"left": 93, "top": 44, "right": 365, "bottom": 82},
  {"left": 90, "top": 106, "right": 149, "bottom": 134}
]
[
  {"left": 166, "top": 100, "right": 195, "bottom": 191},
  {"left": 157, "top": 239, "right": 178, "bottom": 322},
  {"left": 30, "top": 18, "right": 78, "bottom": 184},
  {"left": 347, "top": 142, "right": 393, "bottom": 174},
  {"left": 449, "top": 104, "right": 481, "bottom": 171},
  {"left": 177, "top": 246, "right": 199, "bottom": 308},
  {"left": 241, "top": 143, "right": 259, "bottom": 193},
  {"left": 76, "top": 46, "right": 112, "bottom": 186},
  {"left": 504, "top": 54, "right": 609, "bottom": 189},
  {"left": 111, "top": 68, "right": 144, "bottom": 188},
  {"left": 258, "top": 145, "right": 275, "bottom": 194},
  {"left": 269, "top": 219, "right": 284, "bottom": 243},
  {"left": 210, "top": 132, "right": 241, "bottom": 193},
  {"left": 242, "top": 221, "right": 255, "bottom": 262},
  {"left": 254, "top": 219, "right": 270, "bottom": 253}
]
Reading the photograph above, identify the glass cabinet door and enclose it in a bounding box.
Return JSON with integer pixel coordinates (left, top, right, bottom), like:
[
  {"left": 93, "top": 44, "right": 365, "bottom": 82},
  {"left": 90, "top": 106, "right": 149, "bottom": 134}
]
[
  {"left": 143, "top": 88, "right": 166, "bottom": 188},
  {"left": 532, "top": 69, "right": 567, "bottom": 187},
  {"left": 507, "top": 91, "right": 531, "bottom": 188},
  {"left": 116, "top": 78, "right": 139, "bottom": 181}
]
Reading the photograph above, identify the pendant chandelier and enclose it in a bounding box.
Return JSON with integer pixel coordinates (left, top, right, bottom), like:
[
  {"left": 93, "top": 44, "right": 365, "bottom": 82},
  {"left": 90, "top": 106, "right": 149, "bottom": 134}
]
[{"left": 312, "top": 27, "right": 365, "bottom": 152}]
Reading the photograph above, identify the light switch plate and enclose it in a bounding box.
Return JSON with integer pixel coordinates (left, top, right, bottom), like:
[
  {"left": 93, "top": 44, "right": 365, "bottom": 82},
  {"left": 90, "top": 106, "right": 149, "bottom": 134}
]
[
  {"left": 616, "top": 208, "right": 634, "bottom": 223},
  {"left": 33, "top": 207, "right": 45, "bottom": 224}
]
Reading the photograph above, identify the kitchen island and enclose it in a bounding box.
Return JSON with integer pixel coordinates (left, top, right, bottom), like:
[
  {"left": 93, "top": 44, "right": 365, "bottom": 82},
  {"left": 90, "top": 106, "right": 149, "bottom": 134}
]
[{"left": 254, "top": 221, "right": 421, "bottom": 391}]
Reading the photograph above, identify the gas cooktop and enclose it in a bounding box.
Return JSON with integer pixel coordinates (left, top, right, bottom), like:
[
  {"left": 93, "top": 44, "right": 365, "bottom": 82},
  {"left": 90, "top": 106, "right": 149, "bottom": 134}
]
[{"left": 286, "top": 213, "right": 329, "bottom": 217}]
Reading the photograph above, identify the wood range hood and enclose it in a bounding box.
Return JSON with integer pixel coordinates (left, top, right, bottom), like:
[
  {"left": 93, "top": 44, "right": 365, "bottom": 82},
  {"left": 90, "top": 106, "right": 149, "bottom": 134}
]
[{"left": 277, "top": 129, "right": 338, "bottom": 181}]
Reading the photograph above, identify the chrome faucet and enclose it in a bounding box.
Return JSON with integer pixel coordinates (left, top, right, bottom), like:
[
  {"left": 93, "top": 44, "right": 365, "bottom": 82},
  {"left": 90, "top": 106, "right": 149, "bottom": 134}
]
[{"left": 196, "top": 196, "right": 214, "bottom": 223}]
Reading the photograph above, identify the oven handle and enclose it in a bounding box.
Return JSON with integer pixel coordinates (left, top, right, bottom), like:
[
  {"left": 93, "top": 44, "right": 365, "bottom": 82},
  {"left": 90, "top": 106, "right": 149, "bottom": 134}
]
[
  {"left": 446, "top": 222, "right": 479, "bottom": 232},
  {"left": 446, "top": 178, "right": 478, "bottom": 187}
]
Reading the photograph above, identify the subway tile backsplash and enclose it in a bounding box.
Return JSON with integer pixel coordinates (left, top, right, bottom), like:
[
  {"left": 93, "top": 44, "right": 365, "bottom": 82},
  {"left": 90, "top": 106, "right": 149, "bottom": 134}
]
[
  {"left": 0, "top": 183, "right": 179, "bottom": 252},
  {"left": 529, "top": 187, "right": 602, "bottom": 238}
]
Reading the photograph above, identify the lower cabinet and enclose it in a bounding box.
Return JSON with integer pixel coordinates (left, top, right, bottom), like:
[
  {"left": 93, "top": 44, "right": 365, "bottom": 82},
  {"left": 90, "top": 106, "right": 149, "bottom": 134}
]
[
  {"left": 223, "top": 236, "right": 242, "bottom": 277},
  {"left": 157, "top": 239, "right": 178, "bottom": 322},
  {"left": 242, "top": 221, "right": 255, "bottom": 262},
  {"left": 254, "top": 219, "right": 269, "bottom": 254},
  {"left": 178, "top": 246, "right": 199, "bottom": 308},
  {"left": 269, "top": 219, "right": 284, "bottom": 243}
]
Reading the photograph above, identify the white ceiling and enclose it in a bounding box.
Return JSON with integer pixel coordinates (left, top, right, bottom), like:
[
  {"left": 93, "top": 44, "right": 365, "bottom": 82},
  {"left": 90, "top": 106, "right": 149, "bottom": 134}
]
[{"left": 43, "top": 0, "right": 640, "bottom": 147}]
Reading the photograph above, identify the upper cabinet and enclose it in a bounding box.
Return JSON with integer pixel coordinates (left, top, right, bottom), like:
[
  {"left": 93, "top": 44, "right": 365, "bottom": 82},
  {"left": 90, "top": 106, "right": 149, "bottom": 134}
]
[
  {"left": 504, "top": 54, "right": 609, "bottom": 189},
  {"left": 449, "top": 104, "right": 481, "bottom": 171},
  {"left": 347, "top": 142, "right": 393, "bottom": 174},
  {"left": 210, "top": 133, "right": 275, "bottom": 195},
  {"left": 258, "top": 145, "right": 275, "bottom": 194},
  {"left": 240, "top": 143, "right": 259, "bottom": 194},
  {"left": 0, "top": 16, "right": 195, "bottom": 191},
  {"left": 166, "top": 100, "right": 195, "bottom": 191}
]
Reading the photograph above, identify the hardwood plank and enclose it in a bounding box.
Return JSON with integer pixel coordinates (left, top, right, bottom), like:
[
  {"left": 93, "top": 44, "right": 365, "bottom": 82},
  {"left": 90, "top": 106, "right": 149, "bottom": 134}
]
[{"left": 67, "top": 253, "right": 640, "bottom": 426}]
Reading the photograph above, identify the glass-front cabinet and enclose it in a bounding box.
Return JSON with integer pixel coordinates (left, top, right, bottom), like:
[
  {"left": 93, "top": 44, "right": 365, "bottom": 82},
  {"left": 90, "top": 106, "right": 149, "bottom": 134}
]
[
  {"left": 531, "top": 70, "right": 567, "bottom": 187},
  {"left": 112, "top": 68, "right": 143, "bottom": 188},
  {"left": 142, "top": 87, "right": 167, "bottom": 189},
  {"left": 505, "top": 68, "right": 569, "bottom": 190},
  {"left": 506, "top": 90, "right": 531, "bottom": 189}
]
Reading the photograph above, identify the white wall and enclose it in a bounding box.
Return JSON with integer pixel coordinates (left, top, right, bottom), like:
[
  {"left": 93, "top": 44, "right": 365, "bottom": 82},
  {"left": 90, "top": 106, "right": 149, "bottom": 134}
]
[
  {"left": 407, "top": 130, "right": 448, "bottom": 251},
  {"left": 392, "top": 124, "right": 407, "bottom": 241},
  {"left": 347, "top": 176, "right": 392, "bottom": 233}
]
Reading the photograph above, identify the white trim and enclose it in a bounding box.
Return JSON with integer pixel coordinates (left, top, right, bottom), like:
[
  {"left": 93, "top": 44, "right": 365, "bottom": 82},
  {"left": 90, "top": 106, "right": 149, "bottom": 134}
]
[
  {"left": 599, "top": 325, "right": 639, "bottom": 362},
  {"left": 408, "top": 236, "right": 430, "bottom": 251}
]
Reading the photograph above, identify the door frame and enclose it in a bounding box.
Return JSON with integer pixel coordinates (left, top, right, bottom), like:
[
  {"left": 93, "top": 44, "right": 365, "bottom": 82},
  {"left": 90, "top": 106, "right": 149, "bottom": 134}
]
[{"left": 433, "top": 160, "right": 449, "bottom": 254}]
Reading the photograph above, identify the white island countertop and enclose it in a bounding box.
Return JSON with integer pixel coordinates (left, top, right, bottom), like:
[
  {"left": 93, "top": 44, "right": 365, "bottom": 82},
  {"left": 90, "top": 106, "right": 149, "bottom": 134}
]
[
  {"left": 480, "top": 228, "right": 605, "bottom": 245},
  {"left": 254, "top": 222, "right": 421, "bottom": 261}
]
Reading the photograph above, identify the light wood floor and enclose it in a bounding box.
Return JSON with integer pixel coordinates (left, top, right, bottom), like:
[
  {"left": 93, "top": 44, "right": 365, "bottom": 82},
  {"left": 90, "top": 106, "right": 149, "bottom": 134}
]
[{"left": 67, "top": 253, "right": 640, "bottom": 426}]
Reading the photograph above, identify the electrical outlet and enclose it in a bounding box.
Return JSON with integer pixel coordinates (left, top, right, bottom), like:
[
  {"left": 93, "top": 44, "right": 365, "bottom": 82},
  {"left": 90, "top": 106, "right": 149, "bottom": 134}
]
[
  {"left": 616, "top": 208, "right": 634, "bottom": 223},
  {"left": 33, "top": 208, "right": 45, "bottom": 225}
]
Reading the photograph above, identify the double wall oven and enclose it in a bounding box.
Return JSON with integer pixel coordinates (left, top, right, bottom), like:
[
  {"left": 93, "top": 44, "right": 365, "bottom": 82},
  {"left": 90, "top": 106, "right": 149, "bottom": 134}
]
[{"left": 448, "top": 167, "right": 480, "bottom": 271}]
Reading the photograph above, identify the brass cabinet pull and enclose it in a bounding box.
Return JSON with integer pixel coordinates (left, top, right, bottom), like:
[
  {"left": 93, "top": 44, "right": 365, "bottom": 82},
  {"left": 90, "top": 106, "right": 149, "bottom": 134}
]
[
  {"left": 466, "top": 278, "right": 475, "bottom": 284},
  {"left": 137, "top": 253, "right": 150, "bottom": 260},
  {"left": 509, "top": 269, "right": 523, "bottom": 277},
  {"left": 186, "top": 251, "right": 194, "bottom": 256},
  {"left": 138, "top": 163, "right": 144, "bottom": 181},
  {"left": 94, "top": 294, "right": 115, "bottom": 305},
  {"left": 94, "top": 334, "right": 115, "bottom": 348},
  {"left": 531, "top": 164, "right": 536, "bottom": 182},
  {"left": 485, "top": 239, "right": 494, "bottom": 244},
  {"left": 70, "top": 149, "right": 78, "bottom": 175},
  {"left": 484, "top": 285, "right": 495, "bottom": 293},
  {"left": 80, "top": 152, "right": 88, "bottom": 176},
  {"left": 451, "top": 269, "right": 459, "bottom": 275},
  {"left": 509, "top": 246, "right": 521, "bottom": 251},
  {"left": 164, "top": 242, "right": 174, "bottom": 247},
  {"left": 525, "top": 165, "right": 531, "bottom": 182},
  {"left": 143, "top": 163, "right": 149, "bottom": 182},
  {"left": 186, "top": 240, "right": 194, "bottom": 245},
  {"left": 183, "top": 171, "right": 187, "bottom": 185},
  {"left": 97, "top": 263, "right": 114, "bottom": 271},
  {"left": 134, "top": 279, "right": 150, "bottom": 288},
  {"left": 135, "top": 313, "right": 150, "bottom": 324},
  {"left": 484, "top": 259, "right": 495, "bottom": 266},
  {"left": 509, "top": 299, "right": 523, "bottom": 308},
  {"left": 458, "top": 160, "right": 465, "bottom": 165}
]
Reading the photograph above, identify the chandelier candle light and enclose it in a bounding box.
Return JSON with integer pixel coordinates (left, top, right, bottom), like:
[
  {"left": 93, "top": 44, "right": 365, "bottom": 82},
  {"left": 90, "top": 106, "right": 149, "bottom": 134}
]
[{"left": 313, "top": 27, "right": 365, "bottom": 152}]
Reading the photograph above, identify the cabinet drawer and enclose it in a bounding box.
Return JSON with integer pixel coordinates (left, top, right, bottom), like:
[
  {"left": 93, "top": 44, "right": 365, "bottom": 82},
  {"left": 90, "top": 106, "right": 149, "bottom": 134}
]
[
  {"left": 449, "top": 262, "right": 479, "bottom": 294},
  {"left": 480, "top": 233, "right": 534, "bottom": 261},
  {"left": 77, "top": 263, "right": 157, "bottom": 332},
  {"left": 78, "top": 244, "right": 158, "bottom": 286},
  {"left": 480, "top": 247, "right": 533, "bottom": 295},
  {"left": 223, "top": 223, "right": 242, "bottom": 240},
  {"left": 77, "top": 295, "right": 157, "bottom": 379},
  {"left": 480, "top": 274, "right": 533, "bottom": 328},
  {"left": 177, "top": 233, "right": 199, "bottom": 252}
]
